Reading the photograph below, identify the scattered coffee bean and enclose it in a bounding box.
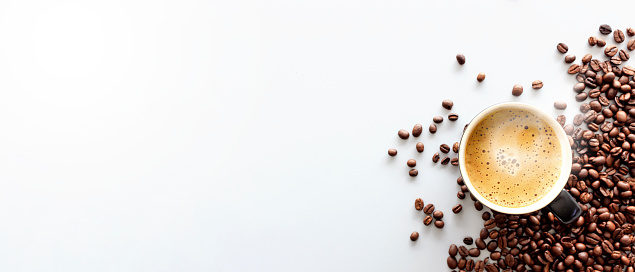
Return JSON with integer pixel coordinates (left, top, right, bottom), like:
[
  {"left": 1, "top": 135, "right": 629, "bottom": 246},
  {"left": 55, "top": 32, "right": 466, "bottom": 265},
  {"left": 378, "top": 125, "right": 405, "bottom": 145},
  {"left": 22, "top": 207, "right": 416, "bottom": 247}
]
[
  {"left": 557, "top": 115, "right": 566, "bottom": 127},
  {"left": 410, "top": 231, "right": 419, "bottom": 241},
  {"left": 597, "top": 37, "right": 606, "bottom": 47},
  {"left": 423, "top": 215, "right": 432, "bottom": 226},
  {"left": 615, "top": 29, "right": 625, "bottom": 43},
  {"left": 452, "top": 204, "right": 462, "bottom": 213},
  {"left": 456, "top": 191, "right": 465, "bottom": 199},
  {"left": 573, "top": 82, "right": 585, "bottom": 92},
  {"left": 605, "top": 45, "right": 618, "bottom": 57},
  {"left": 433, "top": 210, "right": 443, "bottom": 220},
  {"left": 450, "top": 157, "right": 458, "bottom": 166},
  {"left": 512, "top": 84, "right": 523, "bottom": 96},
  {"left": 412, "top": 124, "right": 422, "bottom": 137},
  {"left": 398, "top": 129, "right": 409, "bottom": 139},
  {"left": 474, "top": 201, "right": 483, "bottom": 211},
  {"left": 600, "top": 24, "right": 612, "bottom": 34},
  {"left": 628, "top": 39, "right": 635, "bottom": 51},
  {"left": 442, "top": 100, "right": 454, "bottom": 110},
  {"left": 582, "top": 54, "right": 592, "bottom": 63},
  {"left": 440, "top": 144, "right": 450, "bottom": 153},
  {"left": 447, "top": 257, "right": 457, "bottom": 269},
  {"left": 588, "top": 36, "right": 597, "bottom": 46},
  {"left": 408, "top": 169, "right": 418, "bottom": 177},
  {"left": 429, "top": 124, "right": 437, "bottom": 133},
  {"left": 557, "top": 43, "right": 568, "bottom": 53},
  {"left": 531, "top": 80, "right": 543, "bottom": 89},
  {"left": 456, "top": 54, "right": 465, "bottom": 65},
  {"left": 628, "top": 27, "right": 635, "bottom": 36},
  {"left": 433, "top": 116, "right": 443, "bottom": 123},
  {"left": 620, "top": 49, "right": 630, "bottom": 61},
  {"left": 432, "top": 153, "right": 439, "bottom": 163},
  {"left": 388, "top": 148, "right": 397, "bottom": 156},
  {"left": 477, "top": 72, "right": 486, "bottom": 82},
  {"left": 568, "top": 64, "right": 580, "bottom": 74},
  {"left": 415, "top": 142, "right": 424, "bottom": 153},
  {"left": 564, "top": 54, "right": 576, "bottom": 63},
  {"left": 406, "top": 159, "right": 416, "bottom": 167},
  {"left": 423, "top": 204, "right": 434, "bottom": 214},
  {"left": 448, "top": 113, "right": 459, "bottom": 121},
  {"left": 434, "top": 220, "right": 444, "bottom": 228},
  {"left": 463, "top": 237, "right": 473, "bottom": 245},
  {"left": 554, "top": 101, "right": 567, "bottom": 110},
  {"left": 440, "top": 157, "right": 450, "bottom": 165},
  {"left": 414, "top": 198, "right": 424, "bottom": 210},
  {"left": 449, "top": 244, "right": 458, "bottom": 256},
  {"left": 468, "top": 248, "right": 481, "bottom": 257},
  {"left": 452, "top": 142, "right": 459, "bottom": 153}
]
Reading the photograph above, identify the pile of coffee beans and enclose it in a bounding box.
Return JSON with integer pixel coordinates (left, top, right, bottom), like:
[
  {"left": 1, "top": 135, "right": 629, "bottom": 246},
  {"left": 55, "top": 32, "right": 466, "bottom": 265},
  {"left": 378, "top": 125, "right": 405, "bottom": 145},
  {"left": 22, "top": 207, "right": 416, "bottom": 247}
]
[{"left": 443, "top": 24, "right": 635, "bottom": 272}]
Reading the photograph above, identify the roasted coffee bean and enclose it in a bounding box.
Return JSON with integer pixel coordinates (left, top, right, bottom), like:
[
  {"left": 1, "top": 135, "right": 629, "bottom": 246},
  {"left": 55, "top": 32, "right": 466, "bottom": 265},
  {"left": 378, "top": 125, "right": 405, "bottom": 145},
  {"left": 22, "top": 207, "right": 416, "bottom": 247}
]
[
  {"left": 449, "top": 244, "right": 458, "bottom": 256},
  {"left": 532, "top": 80, "right": 543, "bottom": 89},
  {"left": 410, "top": 231, "right": 419, "bottom": 241},
  {"left": 441, "top": 157, "right": 450, "bottom": 165},
  {"left": 388, "top": 148, "right": 397, "bottom": 156},
  {"left": 407, "top": 159, "right": 416, "bottom": 167},
  {"left": 474, "top": 201, "right": 483, "bottom": 211},
  {"left": 408, "top": 169, "right": 418, "bottom": 177},
  {"left": 568, "top": 64, "right": 580, "bottom": 74},
  {"left": 412, "top": 124, "right": 422, "bottom": 137},
  {"left": 617, "top": 110, "right": 628, "bottom": 122},
  {"left": 414, "top": 198, "right": 424, "bottom": 210},
  {"left": 463, "top": 237, "right": 473, "bottom": 245},
  {"left": 423, "top": 215, "right": 432, "bottom": 225},
  {"left": 415, "top": 142, "right": 424, "bottom": 153},
  {"left": 573, "top": 82, "right": 586, "bottom": 92},
  {"left": 628, "top": 27, "right": 635, "bottom": 36},
  {"left": 597, "top": 38, "right": 607, "bottom": 47},
  {"left": 576, "top": 92, "right": 588, "bottom": 102},
  {"left": 600, "top": 24, "right": 613, "bottom": 34},
  {"left": 556, "top": 115, "right": 566, "bottom": 127},
  {"left": 456, "top": 54, "right": 465, "bottom": 65},
  {"left": 429, "top": 124, "right": 437, "bottom": 133},
  {"left": 432, "top": 153, "right": 440, "bottom": 163},
  {"left": 398, "top": 129, "right": 409, "bottom": 139},
  {"left": 605, "top": 45, "right": 618, "bottom": 57},
  {"left": 554, "top": 101, "right": 567, "bottom": 110},
  {"left": 557, "top": 43, "right": 568, "bottom": 53},
  {"left": 480, "top": 228, "right": 489, "bottom": 239},
  {"left": 452, "top": 142, "right": 459, "bottom": 153},
  {"left": 450, "top": 158, "right": 458, "bottom": 166},
  {"left": 620, "top": 49, "right": 630, "bottom": 61},
  {"left": 432, "top": 116, "right": 443, "bottom": 123},
  {"left": 433, "top": 210, "right": 443, "bottom": 220},
  {"left": 484, "top": 219, "right": 496, "bottom": 229},
  {"left": 582, "top": 54, "right": 593, "bottom": 63},
  {"left": 452, "top": 204, "right": 462, "bottom": 214},
  {"left": 615, "top": 29, "right": 625, "bottom": 43},
  {"left": 440, "top": 144, "right": 450, "bottom": 153},
  {"left": 629, "top": 39, "right": 635, "bottom": 51},
  {"left": 423, "top": 204, "right": 434, "bottom": 214},
  {"left": 448, "top": 113, "right": 459, "bottom": 121},
  {"left": 434, "top": 220, "right": 444, "bottom": 228},
  {"left": 458, "top": 246, "right": 468, "bottom": 258},
  {"left": 564, "top": 54, "right": 576, "bottom": 63},
  {"left": 512, "top": 84, "right": 523, "bottom": 96},
  {"left": 623, "top": 65, "right": 635, "bottom": 76},
  {"left": 447, "top": 256, "right": 458, "bottom": 269},
  {"left": 477, "top": 72, "right": 486, "bottom": 82},
  {"left": 482, "top": 212, "right": 490, "bottom": 221},
  {"left": 469, "top": 248, "right": 480, "bottom": 257},
  {"left": 442, "top": 99, "right": 453, "bottom": 110},
  {"left": 456, "top": 191, "right": 465, "bottom": 199},
  {"left": 475, "top": 238, "right": 486, "bottom": 250},
  {"left": 589, "top": 36, "right": 598, "bottom": 46}
]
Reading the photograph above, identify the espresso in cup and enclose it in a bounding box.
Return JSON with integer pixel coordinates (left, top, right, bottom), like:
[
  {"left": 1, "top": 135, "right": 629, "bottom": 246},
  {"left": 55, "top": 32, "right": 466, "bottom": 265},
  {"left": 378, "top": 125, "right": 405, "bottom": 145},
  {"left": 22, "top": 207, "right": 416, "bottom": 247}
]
[{"left": 463, "top": 107, "right": 563, "bottom": 208}]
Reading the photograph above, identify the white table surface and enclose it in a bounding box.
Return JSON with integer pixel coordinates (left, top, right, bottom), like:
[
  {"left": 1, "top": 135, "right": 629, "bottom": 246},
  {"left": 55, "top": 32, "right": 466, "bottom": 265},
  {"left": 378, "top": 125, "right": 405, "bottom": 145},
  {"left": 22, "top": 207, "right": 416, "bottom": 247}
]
[{"left": 0, "top": 0, "right": 633, "bottom": 271}]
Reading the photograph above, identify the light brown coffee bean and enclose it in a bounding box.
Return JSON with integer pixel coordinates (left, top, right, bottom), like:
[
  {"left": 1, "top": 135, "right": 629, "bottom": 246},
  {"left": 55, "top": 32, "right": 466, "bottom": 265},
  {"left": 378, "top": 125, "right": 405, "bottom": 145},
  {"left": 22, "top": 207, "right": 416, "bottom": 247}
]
[
  {"left": 442, "top": 99, "right": 454, "bottom": 110},
  {"left": 388, "top": 148, "right": 397, "bottom": 156},
  {"left": 412, "top": 124, "right": 422, "bottom": 137},
  {"left": 582, "top": 54, "right": 592, "bottom": 63},
  {"left": 564, "top": 54, "right": 576, "bottom": 63},
  {"left": 432, "top": 153, "right": 439, "bottom": 163},
  {"left": 605, "top": 45, "right": 618, "bottom": 57},
  {"left": 628, "top": 39, "right": 635, "bottom": 51},
  {"left": 408, "top": 169, "right": 418, "bottom": 176},
  {"left": 398, "top": 129, "right": 409, "bottom": 139},
  {"left": 450, "top": 158, "right": 458, "bottom": 166},
  {"left": 429, "top": 124, "right": 437, "bottom": 133},
  {"left": 531, "top": 80, "right": 543, "bottom": 89},
  {"left": 423, "top": 215, "right": 432, "bottom": 225},
  {"left": 433, "top": 210, "right": 443, "bottom": 220},
  {"left": 416, "top": 142, "right": 424, "bottom": 153},
  {"left": 615, "top": 29, "right": 625, "bottom": 43},
  {"left": 512, "top": 84, "right": 523, "bottom": 96},
  {"left": 414, "top": 198, "right": 424, "bottom": 210},
  {"left": 409, "top": 231, "right": 419, "bottom": 241},
  {"left": 433, "top": 116, "right": 443, "bottom": 123},
  {"left": 568, "top": 64, "right": 580, "bottom": 74},
  {"left": 597, "top": 38, "right": 606, "bottom": 47},
  {"left": 557, "top": 43, "right": 568, "bottom": 53},
  {"left": 589, "top": 36, "right": 598, "bottom": 46},
  {"left": 434, "top": 220, "right": 444, "bottom": 228},
  {"left": 554, "top": 101, "right": 567, "bottom": 110},
  {"left": 407, "top": 159, "right": 416, "bottom": 167},
  {"left": 452, "top": 142, "right": 459, "bottom": 153},
  {"left": 477, "top": 72, "right": 486, "bottom": 82}
]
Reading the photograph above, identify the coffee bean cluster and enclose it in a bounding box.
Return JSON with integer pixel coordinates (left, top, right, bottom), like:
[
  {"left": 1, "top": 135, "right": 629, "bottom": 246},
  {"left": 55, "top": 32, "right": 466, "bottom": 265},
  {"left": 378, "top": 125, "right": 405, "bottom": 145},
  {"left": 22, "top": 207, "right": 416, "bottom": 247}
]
[{"left": 445, "top": 24, "right": 635, "bottom": 272}]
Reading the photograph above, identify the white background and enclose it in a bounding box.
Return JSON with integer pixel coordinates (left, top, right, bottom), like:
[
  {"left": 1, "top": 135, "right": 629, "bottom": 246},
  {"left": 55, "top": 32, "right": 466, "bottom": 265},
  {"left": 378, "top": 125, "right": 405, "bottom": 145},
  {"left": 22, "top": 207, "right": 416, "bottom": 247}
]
[{"left": 0, "top": 0, "right": 633, "bottom": 271}]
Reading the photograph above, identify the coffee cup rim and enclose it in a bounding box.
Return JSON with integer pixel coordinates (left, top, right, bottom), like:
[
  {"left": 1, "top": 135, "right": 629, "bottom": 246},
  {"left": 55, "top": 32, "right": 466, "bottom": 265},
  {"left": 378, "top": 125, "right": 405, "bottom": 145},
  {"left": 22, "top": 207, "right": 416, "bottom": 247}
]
[{"left": 458, "top": 102, "right": 572, "bottom": 214}]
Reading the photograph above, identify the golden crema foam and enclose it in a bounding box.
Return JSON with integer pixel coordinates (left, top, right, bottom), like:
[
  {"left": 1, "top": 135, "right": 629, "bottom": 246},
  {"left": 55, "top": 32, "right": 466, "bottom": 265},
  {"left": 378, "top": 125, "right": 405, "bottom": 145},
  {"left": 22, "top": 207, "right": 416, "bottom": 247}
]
[{"left": 464, "top": 108, "right": 562, "bottom": 208}]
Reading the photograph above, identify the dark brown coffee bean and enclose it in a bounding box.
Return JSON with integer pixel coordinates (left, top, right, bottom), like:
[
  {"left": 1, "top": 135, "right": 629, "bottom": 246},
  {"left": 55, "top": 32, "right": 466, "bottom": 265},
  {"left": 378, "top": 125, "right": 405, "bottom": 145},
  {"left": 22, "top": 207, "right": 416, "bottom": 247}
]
[
  {"left": 554, "top": 101, "right": 567, "bottom": 110},
  {"left": 450, "top": 157, "right": 458, "bottom": 166},
  {"left": 442, "top": 99, "right": 453, "bottom": 110},
  {"left": 388, "top": 148, "right": 397, "bottom": 156},
  {"left": 456, "top": 54, "right": 465, "bottom": 65},
  {"left": 452, "top": 142, "right": 459, "bottom": 153},
  {"left": 423, "top": 204, "right": 434, "bottom": 214},
  {"left": 484, "top": 263, "right": 497, "bottom": 272},
  {"left": 568, "top": 64, "right": 580, "bottom": 74},
  {"left": 557, "top": 43, "right": 568, "bottom": 53},
  {"left": 423, "top": 215, "right": 432, "bottom": 225},
  {"left": 512, "top": 84, "right": 523, "bottom": 96},
  {"left": 615, "top": 29, "right": 625, "bottom": 43},
  {"left": 531, "top": 80, "right": 543, "bottom": 89},
  {"left": 480, "top": 228, "right": 489, "bottom": 239},
  {"left": 415, "top": 142, "right": 424, "bottom": 153},
  {"left": 474, "top": 201, "right": 483, "bottom": 211},
  {"left": 617, "top": 110, "right": 627, "bottom": 122},
  {"left": 565, "top": 54, "right": 576, "bottom": 63},
  {"left": 428, "top": 124, "right": 437, "bottom": 134},
  {"left": 456, "top": 191, "right": 465, "bottom": 199},
  {"left": 447, "top": 256, "right": 458, "bottom": 269},
  {"left": 410, "top": 231, "right": 419, "bottom": 241},
  {"left": 449, "top": 244, "right": 458, "bottom": 256},
  {"left": 475, "top": 238, "right": 486, "bottom": 250},
  {"left": 407, "top": 159, "right": 416, "bottom": 167},
  {"left": 448, "top": 113, "right": 459, "bottom": 121},
  {"left": 463, "top": 236, "right": 473, "bottom": 245},
  {"left": 452, "top": 204, "right": 462, "bottom": 214},
  {"left": 628, "top": 39, "right": 635, "bottom": 51},
  {"left": 597, "top": 38, "right": 607, "bottom": 47},
  {"left": 600, "top": 24, "right": 613, "bottom": 34},
  {"left": 589, "top": 36, "right": 598, "bottom": 46},
  {"left": 398, "top": 129, "right": 409, "bottom": 139},
  {"left": 411, "top": 124, "right": 422, "bottom": 137},
  {"left": 605, "top": 45, "right": 618, "bottom": 57},
  {"left": 441, "top": 157, "right": 450, "bottom": 165},
  {"left": 628, "top": 27, "right": 635, "bottom": 36},
  {"left": 432, "top": 153, "right": 439, "bottom": 163},
  {"left": 468, "top": 248, "right": 481, "bottom": 257},
  {"left": 408, "top": 169, "right": 418, "bottom": 177},
  {"left": 433, "top": 210, "right": 443, "bottom": 220},
  {"left": 484, "top": 219, "right": 496, "bottom": 229},
  {"left": 432, "top": 116, "right": 443, "bottom": 124},
  {"left": 440, "top": 144, "right": 450, "bottom": 153},
  {"left": 477, "top": 72, "right": 486, "bottom": 82},
  {"left": 434, "top": 220, "right": 444, "bottom": 228},
  {"left": 414, "top": 198, "right": 424, "bottom": 210},
  {"left": 458, "top": 246, "right": 468, "bottom": 258}
]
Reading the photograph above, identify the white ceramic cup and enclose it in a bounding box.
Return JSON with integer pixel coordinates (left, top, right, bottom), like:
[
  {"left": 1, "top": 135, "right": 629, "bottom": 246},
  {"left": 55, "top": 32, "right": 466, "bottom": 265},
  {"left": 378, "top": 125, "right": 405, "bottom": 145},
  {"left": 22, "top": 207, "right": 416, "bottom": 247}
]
[{"left": 458, "top": 102, "right": 581, "bottom": 223}]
